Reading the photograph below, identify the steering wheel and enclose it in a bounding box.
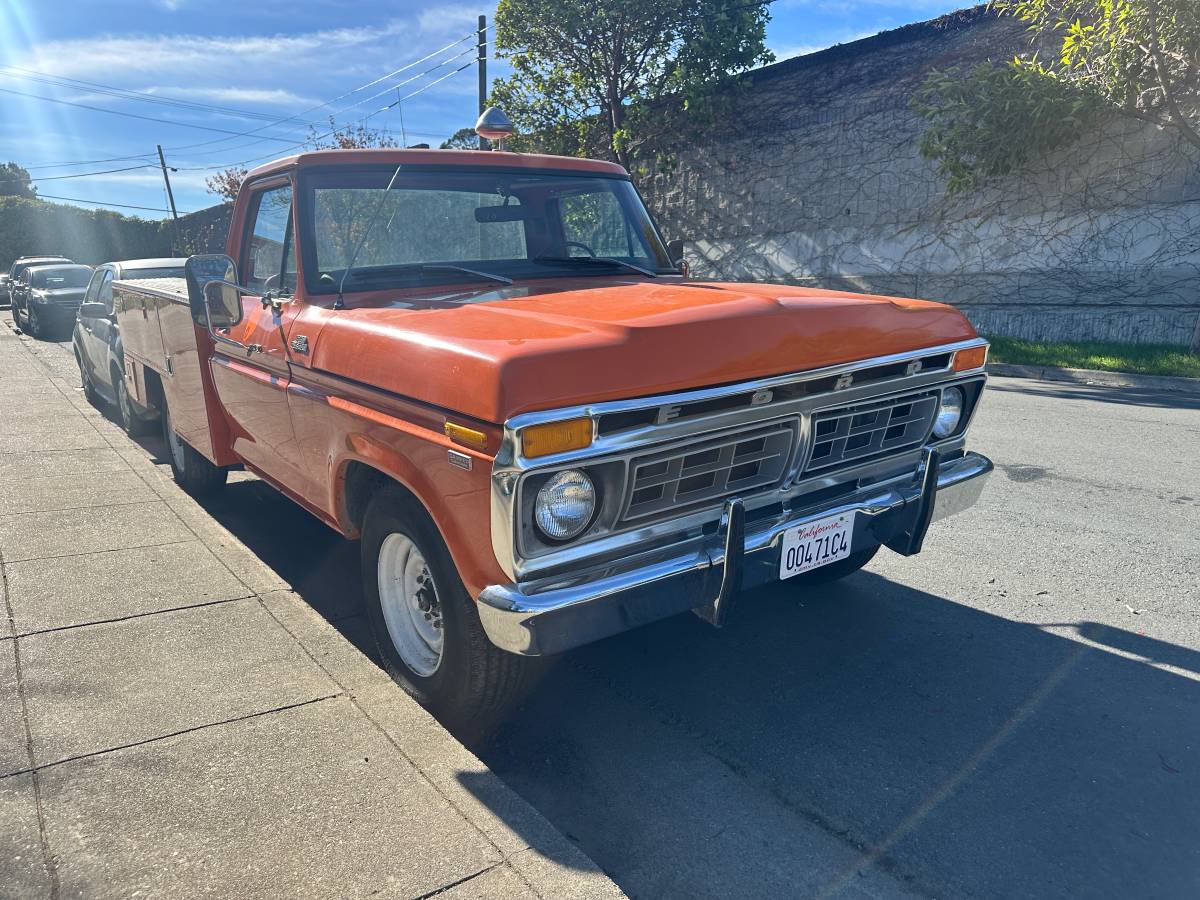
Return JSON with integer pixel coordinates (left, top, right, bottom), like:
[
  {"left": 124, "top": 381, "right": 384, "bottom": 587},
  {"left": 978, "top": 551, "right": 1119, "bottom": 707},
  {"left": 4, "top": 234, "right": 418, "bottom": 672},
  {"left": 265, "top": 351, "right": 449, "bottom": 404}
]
[{"left": 565, "top": 241, "right": 596, "bottom": 257}]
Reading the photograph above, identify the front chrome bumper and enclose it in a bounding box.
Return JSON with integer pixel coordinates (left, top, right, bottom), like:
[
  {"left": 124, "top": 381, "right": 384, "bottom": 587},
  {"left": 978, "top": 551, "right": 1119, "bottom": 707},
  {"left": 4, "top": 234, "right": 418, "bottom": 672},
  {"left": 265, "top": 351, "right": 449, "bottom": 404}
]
[{"left": 478, "top": 449, "right": 993, "bottom": 655}]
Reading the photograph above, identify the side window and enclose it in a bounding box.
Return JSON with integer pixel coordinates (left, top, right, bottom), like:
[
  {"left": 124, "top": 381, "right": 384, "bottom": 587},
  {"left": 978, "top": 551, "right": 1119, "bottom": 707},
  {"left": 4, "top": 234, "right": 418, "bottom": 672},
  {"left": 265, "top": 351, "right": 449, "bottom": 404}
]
[
  {"left": 84, "top": 269, "right": 106, "bottom": 303},
  {"left": 559, "top": 190, "right": 646, "bottom": 259},
  {"left": 98, "top": 271, "right": 115, "bottom": 314},
  {"left": 244, "top": 183, "right": 294, "bottom": 294}
]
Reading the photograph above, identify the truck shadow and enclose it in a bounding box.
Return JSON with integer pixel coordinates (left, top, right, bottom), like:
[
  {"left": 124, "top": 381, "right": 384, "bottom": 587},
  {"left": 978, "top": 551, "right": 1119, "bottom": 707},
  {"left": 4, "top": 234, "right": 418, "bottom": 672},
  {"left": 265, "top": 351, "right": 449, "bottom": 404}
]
[{"left": 196, "top": 472, "right": 1200, "bottom": 899}]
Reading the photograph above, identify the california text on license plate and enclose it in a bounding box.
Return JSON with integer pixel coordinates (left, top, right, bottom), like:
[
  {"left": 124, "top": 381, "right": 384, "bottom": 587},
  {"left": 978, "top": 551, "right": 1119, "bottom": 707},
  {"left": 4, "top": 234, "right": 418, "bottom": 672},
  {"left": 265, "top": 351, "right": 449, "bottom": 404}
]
[{"left": 779, "top": 512, "right": 855, "bottom": 579}]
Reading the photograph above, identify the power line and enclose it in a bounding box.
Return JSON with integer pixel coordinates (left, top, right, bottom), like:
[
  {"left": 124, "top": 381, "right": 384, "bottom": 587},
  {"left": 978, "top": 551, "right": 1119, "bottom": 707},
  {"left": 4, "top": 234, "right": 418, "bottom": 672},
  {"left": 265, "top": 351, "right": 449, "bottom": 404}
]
[
  {"left": 0, "top": 164, "right": 156, "bottom": 185},
  {"left": 0, "top": 84, "right": 319, "bottom": 143},
  {"left": 33, "top": 192, "right": 187, "bottom": 213},
  {"left": 153, "top": 30, "right": 484, "bottom": 158},
  {"left": 0, "top": 66, "right": 321, "bottom": 128},
  {"left": 179, "top": 56, "right": 480, "bottom": 173},
  {"left": 9, "top": 28, "right": 486, "bottom": 173}
]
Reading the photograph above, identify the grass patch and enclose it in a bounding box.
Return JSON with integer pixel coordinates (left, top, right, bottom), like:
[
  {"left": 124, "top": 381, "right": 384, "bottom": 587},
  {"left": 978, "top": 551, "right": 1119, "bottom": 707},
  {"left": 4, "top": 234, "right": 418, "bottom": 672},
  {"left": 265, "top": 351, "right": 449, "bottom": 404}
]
[{"left": 986, "top": 336, "right": 1200, "bottom": 379}]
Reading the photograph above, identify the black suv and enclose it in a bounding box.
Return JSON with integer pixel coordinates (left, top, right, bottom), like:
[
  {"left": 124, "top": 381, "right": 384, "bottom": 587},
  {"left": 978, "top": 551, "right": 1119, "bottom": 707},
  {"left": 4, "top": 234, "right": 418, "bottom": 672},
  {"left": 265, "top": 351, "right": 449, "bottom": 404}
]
[{"left": 12, "top": 264, "right": 94, "bottom": 338}]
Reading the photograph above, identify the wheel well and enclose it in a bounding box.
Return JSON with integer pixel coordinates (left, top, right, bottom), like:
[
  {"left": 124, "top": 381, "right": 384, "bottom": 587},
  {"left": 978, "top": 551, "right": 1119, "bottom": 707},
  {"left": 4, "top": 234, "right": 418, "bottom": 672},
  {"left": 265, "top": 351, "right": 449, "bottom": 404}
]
[
  {"left": 142, "top": 367, "right": 164, "bottom": 412},
  {"left": 342, "top": 462, "right": 398, "bottom": 537}
]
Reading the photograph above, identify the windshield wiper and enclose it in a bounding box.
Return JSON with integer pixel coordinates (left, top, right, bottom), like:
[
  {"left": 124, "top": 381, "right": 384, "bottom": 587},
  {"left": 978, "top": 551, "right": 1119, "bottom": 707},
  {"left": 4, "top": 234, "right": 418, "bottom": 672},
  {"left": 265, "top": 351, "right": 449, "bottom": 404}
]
[
  {"left": 346, "top": 263, "right": 512, "bottom": 286},
  {"left": 532, "top": 256, "right": 659, "bottom": 278}
]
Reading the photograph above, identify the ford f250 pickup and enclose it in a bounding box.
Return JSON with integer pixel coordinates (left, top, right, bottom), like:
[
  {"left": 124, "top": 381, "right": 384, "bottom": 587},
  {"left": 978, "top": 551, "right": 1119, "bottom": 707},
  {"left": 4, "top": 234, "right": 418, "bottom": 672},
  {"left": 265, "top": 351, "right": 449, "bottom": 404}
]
[{"left": 112, "top": 136, "right": 992, "bottom": 729}]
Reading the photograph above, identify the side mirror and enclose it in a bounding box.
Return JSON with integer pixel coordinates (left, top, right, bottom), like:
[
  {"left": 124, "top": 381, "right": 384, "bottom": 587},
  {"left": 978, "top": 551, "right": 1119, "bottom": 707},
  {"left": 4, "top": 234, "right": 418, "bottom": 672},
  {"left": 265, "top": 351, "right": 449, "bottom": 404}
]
[
  {"left": 203, "top": 281, "right": 245, "bottom": 329},
  {"left": 78, "top": 301, "right": 109, "bottom": 319},
  {"left": 184, "top": 254, "right": 242, "bottom": 330}
]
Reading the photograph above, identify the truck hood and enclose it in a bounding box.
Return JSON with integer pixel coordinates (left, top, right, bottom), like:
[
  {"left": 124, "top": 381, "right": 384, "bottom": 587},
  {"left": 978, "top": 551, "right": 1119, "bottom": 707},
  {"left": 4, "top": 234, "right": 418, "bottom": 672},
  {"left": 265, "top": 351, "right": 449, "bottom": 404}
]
[{"left": 308, "top": 279, "right": 978, "bottom": 424}]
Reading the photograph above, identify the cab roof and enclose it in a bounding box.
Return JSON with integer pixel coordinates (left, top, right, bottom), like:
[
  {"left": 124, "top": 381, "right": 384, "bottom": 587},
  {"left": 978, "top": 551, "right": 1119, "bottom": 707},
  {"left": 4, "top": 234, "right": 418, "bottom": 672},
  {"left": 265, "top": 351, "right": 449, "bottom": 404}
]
[{"left": 245, "top": 148, "right": 628, "bottom": 182}]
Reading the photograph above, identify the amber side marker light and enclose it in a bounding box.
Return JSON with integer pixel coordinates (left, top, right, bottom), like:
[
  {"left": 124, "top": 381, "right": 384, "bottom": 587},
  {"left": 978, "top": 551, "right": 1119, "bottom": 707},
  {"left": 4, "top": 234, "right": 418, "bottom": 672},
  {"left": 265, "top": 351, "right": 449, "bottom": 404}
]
[
  {"left": 522, "top": 418, "right": 593, "bottom": 459},
  {"left": 953, "top": 345, "right": 989, "bottom": 372},
  {"left": 444, "top": 422, "right": 488, "bottom": 452}
]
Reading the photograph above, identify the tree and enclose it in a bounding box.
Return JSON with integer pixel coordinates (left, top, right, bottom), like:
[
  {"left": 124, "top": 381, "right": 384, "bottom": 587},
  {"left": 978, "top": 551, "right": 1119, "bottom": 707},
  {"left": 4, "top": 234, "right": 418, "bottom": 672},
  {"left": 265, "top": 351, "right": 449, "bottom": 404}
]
[
  {"left": 490, "top": 0, "right": 773, "bottom": 167},
  {"left": 204, "top": 117, "right": 399, "bottom": 201},
  {"left": 204, "top": 166, "right": 247, "bottom": 203},
  {"left": 441, "top": 127, "right": 480, "bottom": 150},
  {"left": 0, "top": 162, "right": 37, "bottom": 199},
  {"left": 915, "top": 0, "right": 1200, "bottom": 194}
]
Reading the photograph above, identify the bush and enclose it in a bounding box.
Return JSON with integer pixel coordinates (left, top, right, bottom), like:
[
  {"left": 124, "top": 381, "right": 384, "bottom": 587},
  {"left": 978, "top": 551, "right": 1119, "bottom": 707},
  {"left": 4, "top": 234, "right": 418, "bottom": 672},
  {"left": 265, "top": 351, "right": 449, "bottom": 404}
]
[{"left": 0, "top": 197, "right": 170, "bottom": 269}]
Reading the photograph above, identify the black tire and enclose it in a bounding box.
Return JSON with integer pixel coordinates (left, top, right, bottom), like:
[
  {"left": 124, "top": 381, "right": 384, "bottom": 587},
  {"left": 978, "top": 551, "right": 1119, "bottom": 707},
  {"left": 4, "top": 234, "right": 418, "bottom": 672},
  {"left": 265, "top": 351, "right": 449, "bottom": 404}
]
[
  {"left": 161, "top": 400, "right": 227, "bottom": 496},
  {"left": 25, "top": 304, "right": 42, "bottom": 339},
  {"left": 76, "top": 347, "right": 100, "bottom": 406},
  {"left": 790, "top": 544, "right": 880, "bottom": 586},
  {"left": 361, "top": 483, "right": 529, "bottom": 737},
  {"left": 116, "top": 370, "right": 155, "bottom": 437},
  {"left": 10, "top": 303, "right": 21, "bottom": 330}
]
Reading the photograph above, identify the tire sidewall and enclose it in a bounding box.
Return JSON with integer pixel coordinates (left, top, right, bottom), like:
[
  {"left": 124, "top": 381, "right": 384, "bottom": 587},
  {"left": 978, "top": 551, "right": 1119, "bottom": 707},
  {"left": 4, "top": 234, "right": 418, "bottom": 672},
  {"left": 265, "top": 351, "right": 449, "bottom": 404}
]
[{"left": 361, "top": 494, "right": 475, "bottom": 716}]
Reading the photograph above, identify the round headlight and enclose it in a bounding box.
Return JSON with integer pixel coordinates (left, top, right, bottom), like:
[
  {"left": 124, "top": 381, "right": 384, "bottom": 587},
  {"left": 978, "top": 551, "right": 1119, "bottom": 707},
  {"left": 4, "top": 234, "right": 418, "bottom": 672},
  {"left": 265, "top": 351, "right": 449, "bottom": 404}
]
[
  {"left": 534, "top": 469, "right": 596, "bottom": 541},
  {"left": 933, "top": 387, "right": 964, "bottom": 438}
]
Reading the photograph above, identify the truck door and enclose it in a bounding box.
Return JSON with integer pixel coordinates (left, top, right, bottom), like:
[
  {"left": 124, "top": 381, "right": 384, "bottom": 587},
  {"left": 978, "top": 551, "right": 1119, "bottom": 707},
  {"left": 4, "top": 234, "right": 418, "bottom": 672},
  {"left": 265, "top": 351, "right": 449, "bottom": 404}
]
[
  {"left": 89, "top": 269, "right": 117, "bottom": 387},
  {"left": 207, "top": 180, "right": 307, "bottom": 492}
]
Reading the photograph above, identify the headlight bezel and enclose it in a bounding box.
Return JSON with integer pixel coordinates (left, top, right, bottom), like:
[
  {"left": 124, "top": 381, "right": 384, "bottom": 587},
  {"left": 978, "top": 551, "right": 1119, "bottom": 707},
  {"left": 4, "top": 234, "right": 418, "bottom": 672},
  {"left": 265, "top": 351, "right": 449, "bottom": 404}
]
[{"left": 932, "top": 386, "right": 965, "bottom": 439}]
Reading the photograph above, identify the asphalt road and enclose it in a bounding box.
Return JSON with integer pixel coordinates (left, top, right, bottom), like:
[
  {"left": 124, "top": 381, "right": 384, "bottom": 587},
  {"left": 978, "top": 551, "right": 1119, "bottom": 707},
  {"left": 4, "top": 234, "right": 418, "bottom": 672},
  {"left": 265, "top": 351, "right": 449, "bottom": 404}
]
[{"left": 25, "top": 325, "right": 1200, "bottom": 898}]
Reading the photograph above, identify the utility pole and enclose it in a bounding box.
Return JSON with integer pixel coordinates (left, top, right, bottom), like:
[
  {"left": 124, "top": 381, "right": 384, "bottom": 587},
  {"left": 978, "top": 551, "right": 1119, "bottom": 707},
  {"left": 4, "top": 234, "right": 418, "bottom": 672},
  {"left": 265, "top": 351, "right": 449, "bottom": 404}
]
[
  {"left": 156, "top": 144, "right": 181, "bottom": 251},
  {"left": 477, "top": 14, "right": 488, "bottom": 150}
]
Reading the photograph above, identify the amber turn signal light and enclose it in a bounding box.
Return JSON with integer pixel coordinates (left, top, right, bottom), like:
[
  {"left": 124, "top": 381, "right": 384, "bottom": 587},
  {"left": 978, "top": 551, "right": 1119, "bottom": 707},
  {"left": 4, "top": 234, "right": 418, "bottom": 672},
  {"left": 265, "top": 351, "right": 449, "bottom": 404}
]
[
  {"left": 444, "top": 422, "right": 488, "bottom": 452},
  {"left": 521, "top": 418, "right": 593, "bottom": 459},
  {"left": 953, "top": 345, "right": 988, "bottom": 372}
]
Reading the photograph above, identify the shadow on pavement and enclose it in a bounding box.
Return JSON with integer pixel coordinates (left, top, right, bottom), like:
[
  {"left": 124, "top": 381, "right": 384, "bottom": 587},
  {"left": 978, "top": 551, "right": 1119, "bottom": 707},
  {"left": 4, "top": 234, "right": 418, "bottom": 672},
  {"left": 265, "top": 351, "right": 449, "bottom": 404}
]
[
  {"left": 989, "top": 378, "right": 1200, "bottom": 411},
  {"left": 188, "top": 461, "right": 1200, "bottom": 899}
]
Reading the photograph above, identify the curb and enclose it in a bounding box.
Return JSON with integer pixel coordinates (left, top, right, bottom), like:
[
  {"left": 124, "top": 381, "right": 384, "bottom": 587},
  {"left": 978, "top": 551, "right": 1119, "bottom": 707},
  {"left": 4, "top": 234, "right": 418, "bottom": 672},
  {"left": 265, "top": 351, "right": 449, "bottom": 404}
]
[{"left": 989, "top": 362, "right": 1200, "bottom": 396}]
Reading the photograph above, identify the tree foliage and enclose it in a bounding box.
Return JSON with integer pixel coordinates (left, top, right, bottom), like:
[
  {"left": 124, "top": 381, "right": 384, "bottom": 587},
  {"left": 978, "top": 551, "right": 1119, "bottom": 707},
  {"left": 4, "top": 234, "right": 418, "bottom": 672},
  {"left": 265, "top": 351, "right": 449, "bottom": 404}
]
[
  {"left": 0, "top": 162, "right": 37, "bottom": 199},
  {"left": 441, "top": 127, "right": 481, "bottom": 150},
  {"left": 913, "top": 60, "right": 1103, "bottom": 195},
  {"left": 915, "top": 0, "right": 1200, "bottom": 194},
  {"left": 490, "top": 0, "right": 773, "bottom": 167}
]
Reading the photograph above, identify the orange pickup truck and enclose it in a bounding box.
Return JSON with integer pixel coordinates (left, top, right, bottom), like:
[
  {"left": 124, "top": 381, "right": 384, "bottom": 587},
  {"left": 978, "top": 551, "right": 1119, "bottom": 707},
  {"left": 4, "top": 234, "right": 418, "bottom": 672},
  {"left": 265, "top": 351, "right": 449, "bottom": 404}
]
[{"left": 113, "top": 138, "right": 992, "bottom": 728}]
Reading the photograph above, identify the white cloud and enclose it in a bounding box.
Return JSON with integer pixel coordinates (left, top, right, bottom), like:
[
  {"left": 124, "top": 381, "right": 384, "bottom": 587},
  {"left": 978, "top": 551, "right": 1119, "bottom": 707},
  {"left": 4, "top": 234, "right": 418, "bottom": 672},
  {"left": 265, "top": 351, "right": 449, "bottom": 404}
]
[{"left": 143, "top": 86, "right": 319, "bottom": 107}]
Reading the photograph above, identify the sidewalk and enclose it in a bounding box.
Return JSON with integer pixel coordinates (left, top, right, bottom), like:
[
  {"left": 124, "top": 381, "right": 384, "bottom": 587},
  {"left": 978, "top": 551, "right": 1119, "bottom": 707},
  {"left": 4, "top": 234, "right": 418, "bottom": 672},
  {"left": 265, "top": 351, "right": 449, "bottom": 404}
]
[{"left": 0, "top": 316, "right": 622, "bottom": 899}]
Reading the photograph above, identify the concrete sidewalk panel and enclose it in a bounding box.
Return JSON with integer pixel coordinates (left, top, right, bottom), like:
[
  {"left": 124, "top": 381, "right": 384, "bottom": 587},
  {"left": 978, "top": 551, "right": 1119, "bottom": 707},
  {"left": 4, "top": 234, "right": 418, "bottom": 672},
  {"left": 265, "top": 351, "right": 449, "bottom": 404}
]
[
  {"left": 20, "top": 599, "right": 338, "bottom": 765},
  {"left": 1, "top": 640, "right": 28, "bottom": 775},
  {"left": 0, "top": 774, "right": 51, "bottom": 898},
  {"left": 258, "top": 592, "right": 622, "bottom": 894},
  {"left": 0, "top": 447, "right": 128, "bottom": 480},
  {"left": 0, "top": 501, "right": 191, "bottom": 562},
  {"left": 6, "top": 541, "right": 249, "bottom": 634},
  {"left": 0, "top": 470, "right": 156, "bottom": 516},
  {"left": 0, "top": 426, "right": 109, "bottom": 453},
  {"left": 39, "top": 697, "right": 500, "bottom": 899}
]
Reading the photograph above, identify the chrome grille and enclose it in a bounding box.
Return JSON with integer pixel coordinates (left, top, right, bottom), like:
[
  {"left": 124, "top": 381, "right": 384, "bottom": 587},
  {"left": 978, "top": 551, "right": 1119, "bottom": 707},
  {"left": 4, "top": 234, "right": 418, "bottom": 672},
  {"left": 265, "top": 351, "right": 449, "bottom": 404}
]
[
  {"left": 622, "top": 423, "right": 795, "bottom": 522},
  {"left": 804, "top": 392, "right": 938, "bottom": 475}
]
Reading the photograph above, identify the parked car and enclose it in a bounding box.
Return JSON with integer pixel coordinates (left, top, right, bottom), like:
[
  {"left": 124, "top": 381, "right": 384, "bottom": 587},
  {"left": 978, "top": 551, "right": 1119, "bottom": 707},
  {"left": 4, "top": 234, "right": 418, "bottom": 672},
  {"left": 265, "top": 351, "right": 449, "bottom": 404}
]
[
  {"left": 111, "top": 137, "right": 992, "bottom": 732},
  {"left": 0, "top": 273, "right": 10, "bottom": 307},
  {"left": 73, "top": 258, "right": 186, "bottom": 434},
  {"left": 6, "top": 255, "right": 72, "bottom": 314},
  {"left": 11, "top": 263, "right": 93, "bottom": 338}
]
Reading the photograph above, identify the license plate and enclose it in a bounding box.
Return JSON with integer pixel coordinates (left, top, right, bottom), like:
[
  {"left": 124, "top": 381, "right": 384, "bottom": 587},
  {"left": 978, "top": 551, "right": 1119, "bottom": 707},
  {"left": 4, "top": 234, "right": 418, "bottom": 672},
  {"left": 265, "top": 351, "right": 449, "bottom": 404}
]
[{"left": 779, "top": 512, "right": 855, "bottom": 579}]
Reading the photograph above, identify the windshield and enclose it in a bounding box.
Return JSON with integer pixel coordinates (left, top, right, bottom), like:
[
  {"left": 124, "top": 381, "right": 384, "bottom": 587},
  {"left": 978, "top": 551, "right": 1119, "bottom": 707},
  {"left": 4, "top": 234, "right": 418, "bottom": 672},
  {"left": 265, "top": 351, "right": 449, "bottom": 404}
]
[
  {"left": 31, "top": 266, "right": 91, "bottom": 288},
  {"left": 299, "top": 167, "right": 675, "bottom": 294}
]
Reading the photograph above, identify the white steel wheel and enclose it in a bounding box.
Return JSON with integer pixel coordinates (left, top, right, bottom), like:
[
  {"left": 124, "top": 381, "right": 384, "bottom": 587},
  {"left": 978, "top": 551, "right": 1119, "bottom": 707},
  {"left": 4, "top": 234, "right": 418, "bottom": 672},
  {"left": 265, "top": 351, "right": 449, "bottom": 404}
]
[{"left": 376, "top": 532, "right": 444, "bottom": 677}]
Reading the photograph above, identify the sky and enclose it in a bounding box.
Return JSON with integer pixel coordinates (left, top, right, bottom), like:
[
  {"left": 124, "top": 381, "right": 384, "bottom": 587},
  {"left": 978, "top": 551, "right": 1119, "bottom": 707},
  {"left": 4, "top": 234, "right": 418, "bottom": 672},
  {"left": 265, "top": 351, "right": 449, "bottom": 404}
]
[{"left": 0, "top": 0, "right": 970, "bottom": 219}]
